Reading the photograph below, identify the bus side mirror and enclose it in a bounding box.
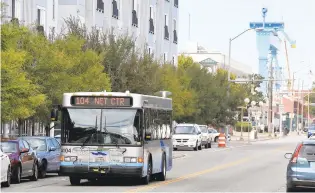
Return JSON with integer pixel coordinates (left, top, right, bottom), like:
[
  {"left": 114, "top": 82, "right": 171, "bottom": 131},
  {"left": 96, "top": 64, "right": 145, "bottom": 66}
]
[
  {"left": 51, "top": 109, "right": 59, "bottom": 121},
  {"left": 145, "top": 133, "right": 152, "bottom": 141}
]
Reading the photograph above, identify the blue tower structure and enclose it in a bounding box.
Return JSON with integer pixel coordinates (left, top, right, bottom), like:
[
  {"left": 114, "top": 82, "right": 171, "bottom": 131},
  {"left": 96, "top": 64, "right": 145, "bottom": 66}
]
[{"left": 249, "top": 8, "right": 296, "bottom": 95}]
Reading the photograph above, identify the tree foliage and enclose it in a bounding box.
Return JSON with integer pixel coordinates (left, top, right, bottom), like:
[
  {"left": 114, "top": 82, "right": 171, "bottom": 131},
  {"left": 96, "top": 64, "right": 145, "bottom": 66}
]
[{"left": 1, "top": 18, "right": 263, "bottom": 131}]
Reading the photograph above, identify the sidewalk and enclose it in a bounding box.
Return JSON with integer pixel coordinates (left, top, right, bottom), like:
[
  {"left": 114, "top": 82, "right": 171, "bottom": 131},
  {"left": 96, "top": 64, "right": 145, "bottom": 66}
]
[{"left": 231, "top": 131, "right": 278, "bottom": 142}]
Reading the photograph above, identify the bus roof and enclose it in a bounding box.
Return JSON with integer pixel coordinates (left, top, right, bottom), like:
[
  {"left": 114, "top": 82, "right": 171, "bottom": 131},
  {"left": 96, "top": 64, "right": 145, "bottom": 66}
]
[{"left": 62, "top": 91, "right": 172, "bottom": 110}]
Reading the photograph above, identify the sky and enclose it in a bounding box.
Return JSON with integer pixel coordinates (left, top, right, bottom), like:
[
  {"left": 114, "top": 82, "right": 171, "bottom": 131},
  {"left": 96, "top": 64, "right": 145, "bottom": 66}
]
[{"left": 178, "top": 0, "right": 315, "bottom": 90}]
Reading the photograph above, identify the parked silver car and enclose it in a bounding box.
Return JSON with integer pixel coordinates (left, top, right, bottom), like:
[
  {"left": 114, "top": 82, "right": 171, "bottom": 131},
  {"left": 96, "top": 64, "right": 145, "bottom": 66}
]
[{"left": 284, "top": 139, "right": 315, "bottom": 192}]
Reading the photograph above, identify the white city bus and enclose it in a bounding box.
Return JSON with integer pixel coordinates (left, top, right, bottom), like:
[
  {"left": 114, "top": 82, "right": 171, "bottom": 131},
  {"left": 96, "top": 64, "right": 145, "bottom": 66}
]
[{"left": 50, "top": 90, "right": 173, "bottom": 185}]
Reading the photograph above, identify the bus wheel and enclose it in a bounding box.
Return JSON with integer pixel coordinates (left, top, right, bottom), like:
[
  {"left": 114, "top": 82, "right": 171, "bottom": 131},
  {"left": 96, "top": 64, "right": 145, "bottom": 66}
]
[
  {"left": 141, "top": 159, "right": 152, "bottom": 185},
  {"left": 156, "top": 154, "right": 166, "bottom": 181},
  {"left": 69, "top": 177, "right": 81, "bottom": 186}
]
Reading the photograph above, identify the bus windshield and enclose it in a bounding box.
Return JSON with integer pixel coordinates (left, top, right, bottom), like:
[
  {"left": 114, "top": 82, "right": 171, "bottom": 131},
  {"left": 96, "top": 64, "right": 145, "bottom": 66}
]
[{"left": 62, "top": 108, "right": 142, "bottom": 146}]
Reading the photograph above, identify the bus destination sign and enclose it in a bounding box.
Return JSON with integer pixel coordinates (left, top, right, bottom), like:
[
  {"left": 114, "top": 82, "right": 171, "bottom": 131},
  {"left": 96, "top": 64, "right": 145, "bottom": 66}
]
[{"left": 71, "top": 96, "right": 132, "bottom": 107}]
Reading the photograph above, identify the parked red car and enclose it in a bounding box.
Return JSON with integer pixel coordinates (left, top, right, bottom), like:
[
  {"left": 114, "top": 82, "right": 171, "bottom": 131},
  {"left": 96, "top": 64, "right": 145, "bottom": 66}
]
[{"left": 0, "top": 138, "right": 39, "bottom": 183}]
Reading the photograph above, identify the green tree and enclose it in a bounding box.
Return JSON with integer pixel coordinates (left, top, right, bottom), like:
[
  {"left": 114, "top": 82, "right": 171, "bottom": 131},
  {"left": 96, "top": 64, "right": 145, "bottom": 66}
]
[
  {"left": 159, "top": 64, "right": 197, "bottom": 120},
  {"left": 1, "top": 49, "right": 46, "bottom": 123}
]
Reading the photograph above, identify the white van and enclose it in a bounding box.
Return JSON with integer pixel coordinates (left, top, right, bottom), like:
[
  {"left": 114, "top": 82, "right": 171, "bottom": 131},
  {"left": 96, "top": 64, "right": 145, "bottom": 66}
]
[{"left": 172, "top": 124, "right": 202, "bottom": 151}]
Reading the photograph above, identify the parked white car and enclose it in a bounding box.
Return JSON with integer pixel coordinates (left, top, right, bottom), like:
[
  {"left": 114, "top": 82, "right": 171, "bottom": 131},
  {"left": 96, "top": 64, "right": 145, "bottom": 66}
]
[
  {"left": 0, "top": 147, "right": 11, "bottom": 187},
  {"left": 173, "top": 123, "right": 202, "bottom": 151},
  {"left": 199, "top": 125, "right": 212, "bottom": 148},
  {"left": 208, "top": 128, "right": 221, "bottom": 142}
]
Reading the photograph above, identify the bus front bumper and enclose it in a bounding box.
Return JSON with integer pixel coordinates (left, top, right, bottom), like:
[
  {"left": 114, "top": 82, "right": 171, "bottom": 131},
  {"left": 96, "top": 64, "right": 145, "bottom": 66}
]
[{"left": 60, "top": 165, "right": 143, "bottom": 178}]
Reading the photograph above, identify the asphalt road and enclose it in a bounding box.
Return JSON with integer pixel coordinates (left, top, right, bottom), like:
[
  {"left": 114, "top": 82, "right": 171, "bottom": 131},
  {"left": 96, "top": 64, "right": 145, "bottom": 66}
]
[{"left": 2, "top": 135, "right": 313, "bottom": 192}]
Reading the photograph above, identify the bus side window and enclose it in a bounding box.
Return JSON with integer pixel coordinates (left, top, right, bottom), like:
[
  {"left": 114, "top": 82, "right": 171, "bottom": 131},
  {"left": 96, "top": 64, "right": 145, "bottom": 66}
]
[{"left": 144, "top": 108, "right": 152, "bottom": 140}]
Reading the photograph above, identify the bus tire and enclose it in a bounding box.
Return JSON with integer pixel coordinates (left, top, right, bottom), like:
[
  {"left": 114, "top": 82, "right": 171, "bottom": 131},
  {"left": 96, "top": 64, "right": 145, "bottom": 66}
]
[
  {"left": 156, "top": 154, "right": 166, "bottom": 181},
  {"left": 69, "top": 177, "right": 81, "bottom": 186},
  {"left": 141, "top": 157, "right": 152, "bottom": 185}
]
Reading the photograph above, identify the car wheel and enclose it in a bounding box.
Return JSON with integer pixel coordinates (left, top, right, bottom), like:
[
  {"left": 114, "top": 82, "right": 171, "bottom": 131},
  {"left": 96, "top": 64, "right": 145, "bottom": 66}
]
[
  {"left": 39, "top": 160, "right": 47, "bottom": 178},
  {"left": 204, "top": 141, "right": 208, "bottom": 149},
  {"left": 214, "top": 136, "right": 218, "bottom": 142},
  {"left": 156, "top": 154, "right": 166, "bottom": 181},
  {"left": 30, "top": 162, "right": 39, "bottom": 181},
  {"left": 194, "top": 142, "right": 198, "bottom": 151},
  {"left": 141, "top": 158, "right": 152, "bottom": 184},
  {"left": 286, "top": 184, "right": 297, "bottom": 192},
  {"left": 198, "top": 143, "right": 202, "bottom": 150},
  {"left": 14, "top": 165, "right": 21, "bottom": 184},
  {"left": 1, "top": 165, "right": 11, "bottom": 187},
  {"left": 173, "top": 147, "right": 177, "bottom": 151},
  {"left": 69, "top": 177, "right": 81, "bottom": 185},
  {"left": 208, "top": 141, "right": 212, "bottom": 148}
]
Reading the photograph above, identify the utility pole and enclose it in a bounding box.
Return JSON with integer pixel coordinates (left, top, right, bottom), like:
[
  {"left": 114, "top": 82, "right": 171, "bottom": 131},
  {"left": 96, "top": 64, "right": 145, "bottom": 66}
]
[
  {"left": 301, "top": 81, "right": 304, "bottom": 127},
  {"left": 290, "top": 74, "right": 295, "bottom": 132},
  {"left": 268, "top": 58, "right": 274, "bottom": 137}
]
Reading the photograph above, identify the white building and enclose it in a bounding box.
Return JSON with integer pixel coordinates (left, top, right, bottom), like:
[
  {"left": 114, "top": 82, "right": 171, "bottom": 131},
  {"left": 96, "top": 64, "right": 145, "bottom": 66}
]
[
  {"left": 1, "top": 0, "right": 58, "bottom": 37},
  {"left": 1, "top": 0, "right": 178, "bottom": 65},
  {"left": 58, "top": 0, "right": 179, "bottom": 65},
  {"left": 180, "top": 42, "right": 252, "bottom": 77}
]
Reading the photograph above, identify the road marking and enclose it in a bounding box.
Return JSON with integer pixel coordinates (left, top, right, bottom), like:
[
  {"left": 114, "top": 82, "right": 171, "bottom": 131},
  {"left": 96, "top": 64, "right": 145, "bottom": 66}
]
[
  {"left": 124, "top": 157, "right": 252, "bottom": 193},
  {"left": 125, "top": 144, "right": 290, "bottom": 193}
]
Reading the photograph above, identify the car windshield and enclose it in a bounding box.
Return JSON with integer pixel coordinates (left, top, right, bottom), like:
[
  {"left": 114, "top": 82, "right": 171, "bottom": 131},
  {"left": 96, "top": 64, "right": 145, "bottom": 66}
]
[
  {"left": 62, "top": 108, "right": 141, "bottom": 145},
  {"left": 174, "top": 126, "right": 195, "bottom": 134},
  {"left": 211, "top": 129, "right": 218, "bottom": 133},
  {"left": 24, "top": 138, "right": 47, "bottom": 151},
  {"left": 199, "top": 126, "right": 208, "bottom": 133},
  {"left": 0, "top": 142, "right": 17, "bottom": 153}
]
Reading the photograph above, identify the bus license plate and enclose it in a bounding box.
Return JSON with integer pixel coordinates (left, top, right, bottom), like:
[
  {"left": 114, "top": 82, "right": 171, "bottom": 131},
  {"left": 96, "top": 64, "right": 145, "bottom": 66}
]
[{"left": 96, "top": 157, "right": 104, "bottom": 162}]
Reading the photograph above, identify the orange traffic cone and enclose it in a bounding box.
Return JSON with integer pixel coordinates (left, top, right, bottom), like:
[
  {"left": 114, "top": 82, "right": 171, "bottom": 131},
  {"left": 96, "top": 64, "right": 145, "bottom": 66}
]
[{"left": 218, "top": 133, "right": 226, "bottom": 148}]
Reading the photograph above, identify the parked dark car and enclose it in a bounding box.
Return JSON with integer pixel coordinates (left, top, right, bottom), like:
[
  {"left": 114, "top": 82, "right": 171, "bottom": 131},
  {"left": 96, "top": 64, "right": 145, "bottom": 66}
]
[
  {"left": 284, "top": 139, "right": 315, "bottom": 192},
  {"left": 307, "top": 124, "right": 315, "bottom": 138},
  {"left": 19, "top": 136, "right": 61, "bottom": 178},
  {"left": 0, "top": 138, "right": 39, "bottom": 183}
]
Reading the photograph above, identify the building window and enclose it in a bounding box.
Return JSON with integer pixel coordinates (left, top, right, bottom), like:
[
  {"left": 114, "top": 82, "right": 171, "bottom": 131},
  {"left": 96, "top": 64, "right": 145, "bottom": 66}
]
[
  {"left": 174, "top": 0, "right": 178, "bottom": 8},
  {"left": 37, "top": 9, "right": 41, "bottom": 26},
  {"left": 11, "top": 0, "right": 15, "bottom": 18},
  {"left": 52, "top": 0, "right": 55, "bottom": 19},
  {"left": 164, "top": 14, "right": 169, "bottom": 40},
  {"left": 132, "top": 0, "right": 138, "bottom": 27},
  {"left": 172, "top": 56, "right": 175, "bottom": 65},
  {"left": 112, "top": 0, "right": 119, "bottom": 19},
  {"left": 149, "top": 6, "right": 154, "bottom": 34},
  {"left": 36, "top": 7, "right": 46, "bottom": 34},
  {"left": 173, "top": 19, "right": 177, "bottom": 44},
  {"left": 148, "top": 48, "right": 151, "bottom": 55},
  {"left": 97, "top": 0, "right": 104, "bottom": 12}
]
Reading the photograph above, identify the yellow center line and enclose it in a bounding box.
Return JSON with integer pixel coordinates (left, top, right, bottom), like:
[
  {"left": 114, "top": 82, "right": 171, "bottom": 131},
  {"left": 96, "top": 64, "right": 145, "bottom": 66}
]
[
  {"left": 124, "top": 157, "right": 252, "bottom": 193},
  {"left": 124, "top": 145, "right": 291, "bottom": 193}
]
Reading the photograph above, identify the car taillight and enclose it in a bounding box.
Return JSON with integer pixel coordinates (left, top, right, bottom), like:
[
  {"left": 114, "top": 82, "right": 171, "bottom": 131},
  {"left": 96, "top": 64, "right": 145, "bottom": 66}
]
[{"left": 291, "top": 143, "right": 303, "bottom": 163}]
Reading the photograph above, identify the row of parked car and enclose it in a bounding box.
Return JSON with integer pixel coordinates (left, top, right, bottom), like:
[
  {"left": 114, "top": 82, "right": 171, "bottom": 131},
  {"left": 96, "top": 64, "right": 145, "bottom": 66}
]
[
  {"left": 0, "top": 136, "right": 61, "bottom": 188},
  {"left": 172, "top": 123, "right": 230, "bottom": 151}
]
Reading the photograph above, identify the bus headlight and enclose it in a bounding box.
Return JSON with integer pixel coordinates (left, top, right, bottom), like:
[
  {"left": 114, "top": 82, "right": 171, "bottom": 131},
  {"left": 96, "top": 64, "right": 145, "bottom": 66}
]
[
  {"left": 64, "top": 156, "right": 77, "bottom": 162},
  {"left": 124, "top": 157, "right": 137, "bottom": 163}
]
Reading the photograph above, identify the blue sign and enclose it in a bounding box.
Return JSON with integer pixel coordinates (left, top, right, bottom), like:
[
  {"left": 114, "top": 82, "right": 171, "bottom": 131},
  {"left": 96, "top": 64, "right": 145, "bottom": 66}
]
[
  {"left": 91, "top": 151, "right": 107, "bottom": 156},
  {"left": 250, "top": 22, "right": 284, "bottom": 29}
]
